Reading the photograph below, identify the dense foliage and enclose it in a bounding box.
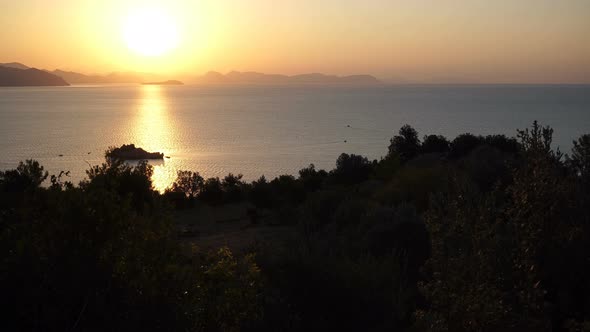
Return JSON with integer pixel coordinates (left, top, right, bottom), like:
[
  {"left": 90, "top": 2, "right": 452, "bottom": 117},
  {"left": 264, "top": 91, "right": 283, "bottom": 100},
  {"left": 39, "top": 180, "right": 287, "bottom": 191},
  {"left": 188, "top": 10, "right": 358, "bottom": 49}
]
[
  {"left": 1, "top": 121, "right": 589, "bottom": 331},
  {"left": 0, "top": 159, "right": 261, "bottom": 331}
]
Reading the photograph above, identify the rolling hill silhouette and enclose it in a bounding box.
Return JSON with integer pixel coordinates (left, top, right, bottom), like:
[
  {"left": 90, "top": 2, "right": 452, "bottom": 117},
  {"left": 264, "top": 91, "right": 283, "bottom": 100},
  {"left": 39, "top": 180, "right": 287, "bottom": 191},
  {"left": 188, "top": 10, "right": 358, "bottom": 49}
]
[
  {"left": 1, "top": 62, "right": 382, "bottom": 85},
  {"left": 52, "top": 70, "right": 163, "bottom": 84},
  {"left": 0, "top": 62, "right": 30, "bottom": 70},
  {"left": 0, "top": 66, "right": 69, "bottom": 86}
]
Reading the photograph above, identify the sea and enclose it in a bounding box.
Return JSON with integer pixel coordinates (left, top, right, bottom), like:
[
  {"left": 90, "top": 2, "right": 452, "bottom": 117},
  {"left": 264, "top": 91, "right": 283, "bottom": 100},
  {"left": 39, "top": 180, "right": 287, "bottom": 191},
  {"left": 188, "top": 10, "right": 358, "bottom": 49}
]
[{"left": 1, "top": 84, "right": 589, "bottom": 191}]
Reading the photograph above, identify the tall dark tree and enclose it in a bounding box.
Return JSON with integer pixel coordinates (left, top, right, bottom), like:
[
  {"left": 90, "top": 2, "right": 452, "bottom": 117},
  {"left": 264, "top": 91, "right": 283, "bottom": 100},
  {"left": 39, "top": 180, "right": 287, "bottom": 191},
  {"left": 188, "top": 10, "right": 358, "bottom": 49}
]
[
  {"left": 330, "top": 153, "right": 372, "bottom": 185},
  {"left": 0, "top": 159, "right": 48, "bottom": 192},
  {"left": 168, "top": 170, "right": 204, "bottom": 200},
  {"left": 421, "top": 135, "right": 450, "bottom": 154},
  {"left": 388, "top": 124, "right": 421, "bottom": 162},
  {"left": 298, "top": 164, "right": 328, "bottom": 192},
  {"left": 449, "top": 133, "right": 483, "bottom": 159},
  {"left": 484, "top": 134, "right": 520, "bottom": 154},
  {"left": 568, "top": 134, "right": 590, "bottom": 182}
]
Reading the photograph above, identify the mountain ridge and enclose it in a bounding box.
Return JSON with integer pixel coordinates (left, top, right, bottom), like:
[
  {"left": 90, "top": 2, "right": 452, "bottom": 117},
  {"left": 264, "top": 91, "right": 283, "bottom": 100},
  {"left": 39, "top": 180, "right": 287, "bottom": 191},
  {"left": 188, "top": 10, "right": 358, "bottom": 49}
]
[
  {"left": 0, "top": 66, "right": 69, "bottom": 86},
  {"left": 195, "top": 71, "right": 382, "bottom": 85},
  {"left": 1, "top": 62, "right": 382, "bottom": 85},
  {"left": 51, "top": 69, "right": 163, "bottom": 84},
  {"left": 0, "top": 62, "right": 30, "bottom": 70}
]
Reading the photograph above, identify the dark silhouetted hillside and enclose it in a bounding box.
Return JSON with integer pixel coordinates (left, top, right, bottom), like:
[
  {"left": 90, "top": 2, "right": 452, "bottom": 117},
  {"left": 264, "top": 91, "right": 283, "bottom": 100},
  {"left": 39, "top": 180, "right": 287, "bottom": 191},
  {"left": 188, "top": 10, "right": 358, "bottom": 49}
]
[
  {"left": 0, "top": 66, "right": 69, "bottom": 86},
  {"left": 4, "top": 62, "right": 381, "bottom": 85},
  {"left": 0, "top": 62, "right": 30, "bottom": 70},
  {"left": 52, "top": 69, "right": 162, "bottom": 84}
]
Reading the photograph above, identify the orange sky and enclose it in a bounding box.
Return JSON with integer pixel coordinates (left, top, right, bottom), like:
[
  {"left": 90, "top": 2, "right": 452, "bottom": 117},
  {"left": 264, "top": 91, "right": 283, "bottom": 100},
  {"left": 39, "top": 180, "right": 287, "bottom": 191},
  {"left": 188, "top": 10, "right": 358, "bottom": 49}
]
[{"left": 1, "top": 0, "right": 589, "bottom": 83}]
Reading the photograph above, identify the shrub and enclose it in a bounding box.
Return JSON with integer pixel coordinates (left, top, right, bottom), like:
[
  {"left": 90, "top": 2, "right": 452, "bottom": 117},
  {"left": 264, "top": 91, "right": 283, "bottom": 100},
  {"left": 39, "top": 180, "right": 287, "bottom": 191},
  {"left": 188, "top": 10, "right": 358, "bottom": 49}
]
[
  {"left": 364, "top": 204, "right": 430, "bottom": 273},
  {"left": 375, "top": 165, "right": 446, "bottom": 212},
  {"left": 256, "top": 235, "right": 417, "bottom": 331},
  {"left": 300, "top": 189, "right": 346, "bottom": 233},
  {"left": 460, "top": 145, "right": 514, "bottom": 192},
  {"left": 373, "top": 154, "right": 402, "bottom": 181}
]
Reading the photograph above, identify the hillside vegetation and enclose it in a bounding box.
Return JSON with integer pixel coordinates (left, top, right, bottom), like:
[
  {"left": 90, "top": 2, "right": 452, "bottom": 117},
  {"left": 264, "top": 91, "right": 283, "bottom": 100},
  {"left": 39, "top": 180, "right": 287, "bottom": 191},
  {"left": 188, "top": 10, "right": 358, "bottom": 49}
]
[{"left": 1, "top": 122, "right": 589, "bottom": 331}]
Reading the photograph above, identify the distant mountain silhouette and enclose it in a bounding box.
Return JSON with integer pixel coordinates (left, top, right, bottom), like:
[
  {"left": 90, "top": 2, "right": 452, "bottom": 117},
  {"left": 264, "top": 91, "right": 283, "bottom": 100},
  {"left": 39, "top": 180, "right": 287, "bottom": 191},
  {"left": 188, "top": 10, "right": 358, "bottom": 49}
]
[
  {"left": 52, "top": 70, "right": 162, "bottom": 84},
  {"left": 51, "top": 70, "right": 104, "bottom": 84},
  {"left": 142, "top": 80, "right": 184, "bottom": 85},
  {"left": 2, "top": 62, "right": 382, "bottom": 85},
  {"left": 0, "top": 66, "right": 69, "bottom": 86},
  {"left": 0, "top": 62, "right": 30, "bottom": 70},
  {"left": 195, "top": 71, "right": 382, "bottom": 85}
]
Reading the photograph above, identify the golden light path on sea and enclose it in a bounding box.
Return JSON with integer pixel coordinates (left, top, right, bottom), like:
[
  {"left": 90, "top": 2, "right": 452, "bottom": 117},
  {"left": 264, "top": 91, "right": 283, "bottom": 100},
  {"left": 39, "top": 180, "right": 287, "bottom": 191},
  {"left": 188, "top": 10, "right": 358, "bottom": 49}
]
[{"left": 133, "top": 85, "right": 177, "bottom": 192}]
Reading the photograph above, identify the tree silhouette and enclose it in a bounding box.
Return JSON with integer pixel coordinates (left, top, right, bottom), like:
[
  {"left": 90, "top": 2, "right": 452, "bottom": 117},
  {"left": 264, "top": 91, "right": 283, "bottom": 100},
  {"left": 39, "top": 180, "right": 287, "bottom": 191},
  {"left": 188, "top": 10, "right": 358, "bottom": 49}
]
[
  {"left": 421, "top": 135, "right": 450, "bottom": 154},
  {"left": 568, "top": 134, "right": 590, "bottom": 182},
  {"left": 388, "top": 124, "right": 421, "bottom": 162}
]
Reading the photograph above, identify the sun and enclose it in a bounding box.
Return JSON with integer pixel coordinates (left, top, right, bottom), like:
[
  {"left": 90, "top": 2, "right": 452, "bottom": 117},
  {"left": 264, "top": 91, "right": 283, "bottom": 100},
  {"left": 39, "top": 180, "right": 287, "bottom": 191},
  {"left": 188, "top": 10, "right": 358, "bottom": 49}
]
[{"left": 123, "top": 8, "right": 180, "bottom": 57}]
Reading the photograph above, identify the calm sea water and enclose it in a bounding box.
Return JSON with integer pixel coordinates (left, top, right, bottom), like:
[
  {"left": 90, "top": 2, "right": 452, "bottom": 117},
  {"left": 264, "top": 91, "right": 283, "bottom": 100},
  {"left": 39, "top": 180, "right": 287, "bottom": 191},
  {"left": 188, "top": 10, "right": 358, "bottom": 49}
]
[{"left": 1, "top": 84, "right": 589, "bottom": 191}]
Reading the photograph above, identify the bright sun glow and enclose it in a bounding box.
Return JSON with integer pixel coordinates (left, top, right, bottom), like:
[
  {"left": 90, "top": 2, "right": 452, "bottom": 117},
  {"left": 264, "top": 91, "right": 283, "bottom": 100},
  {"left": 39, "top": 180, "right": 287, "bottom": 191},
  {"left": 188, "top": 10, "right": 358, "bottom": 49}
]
[{"left": 123, "top": 8, "right": 180, "bottom": 57}]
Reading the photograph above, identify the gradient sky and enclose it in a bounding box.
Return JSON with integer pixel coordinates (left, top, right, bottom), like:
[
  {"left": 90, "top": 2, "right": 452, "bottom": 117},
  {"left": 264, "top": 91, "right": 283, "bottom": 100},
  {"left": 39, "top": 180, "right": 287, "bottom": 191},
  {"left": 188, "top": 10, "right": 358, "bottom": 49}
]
[{"left": 1, "top": 0, "right": 589, "bottom": 83}]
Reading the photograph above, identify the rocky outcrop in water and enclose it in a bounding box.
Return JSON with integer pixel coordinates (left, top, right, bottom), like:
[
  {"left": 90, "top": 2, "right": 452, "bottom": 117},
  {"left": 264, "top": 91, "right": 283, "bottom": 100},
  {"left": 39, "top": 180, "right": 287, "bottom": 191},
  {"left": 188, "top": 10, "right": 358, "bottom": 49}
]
[{"left": 106, "top": 144, "right": 164, "bottom": 160}]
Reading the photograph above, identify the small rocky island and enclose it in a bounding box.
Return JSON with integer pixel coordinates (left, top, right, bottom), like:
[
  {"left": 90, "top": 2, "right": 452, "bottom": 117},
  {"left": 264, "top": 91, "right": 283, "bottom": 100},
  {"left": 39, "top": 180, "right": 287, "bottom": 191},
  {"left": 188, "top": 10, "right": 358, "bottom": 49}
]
[
  {"left": 106, "top": 144, "right": 164, "bottom": 160},
  {"left": 141, "top": 80, "right": 184, "bottom": 85}
]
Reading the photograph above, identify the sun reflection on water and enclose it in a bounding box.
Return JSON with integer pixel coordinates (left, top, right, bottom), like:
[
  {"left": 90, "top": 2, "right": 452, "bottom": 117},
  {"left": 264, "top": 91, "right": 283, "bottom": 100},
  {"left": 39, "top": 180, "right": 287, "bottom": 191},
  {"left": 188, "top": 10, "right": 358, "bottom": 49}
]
[{"left": 134, "top": 85, "right": 177, "bottom": 191}]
